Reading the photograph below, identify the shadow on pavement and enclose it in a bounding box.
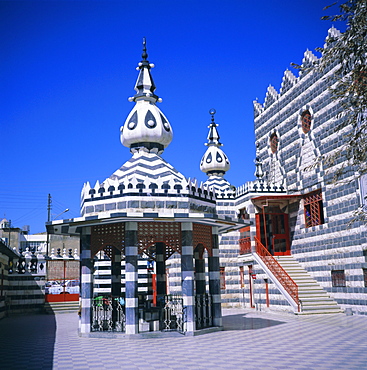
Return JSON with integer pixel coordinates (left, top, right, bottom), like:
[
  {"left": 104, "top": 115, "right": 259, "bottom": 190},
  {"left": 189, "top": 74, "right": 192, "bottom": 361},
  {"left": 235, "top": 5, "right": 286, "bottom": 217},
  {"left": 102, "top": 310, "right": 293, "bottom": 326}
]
[
  {"left": 0, "top": 313, "right": 56, "bottom": 370},
  {"left": 223, "top": 313, "right": 286, "bottom": 331}
]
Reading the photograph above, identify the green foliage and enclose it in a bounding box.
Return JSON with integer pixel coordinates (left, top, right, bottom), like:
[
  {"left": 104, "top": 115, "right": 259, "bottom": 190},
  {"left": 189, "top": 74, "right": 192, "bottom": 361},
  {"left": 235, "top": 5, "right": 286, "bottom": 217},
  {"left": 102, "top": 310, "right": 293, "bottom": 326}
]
[{"left": 294, "top": 1, "right": 367, "bottom": 181}]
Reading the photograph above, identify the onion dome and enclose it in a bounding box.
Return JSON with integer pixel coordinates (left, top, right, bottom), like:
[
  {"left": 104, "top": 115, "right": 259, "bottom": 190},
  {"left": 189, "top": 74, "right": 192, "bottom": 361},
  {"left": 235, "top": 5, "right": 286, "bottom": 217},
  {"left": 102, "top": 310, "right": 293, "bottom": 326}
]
[
  {"left": 200, "top": 109, "right": 230, "bottom": 176},
  {"left": 120, "top": 38, "right": 173, "bottom": 155}
]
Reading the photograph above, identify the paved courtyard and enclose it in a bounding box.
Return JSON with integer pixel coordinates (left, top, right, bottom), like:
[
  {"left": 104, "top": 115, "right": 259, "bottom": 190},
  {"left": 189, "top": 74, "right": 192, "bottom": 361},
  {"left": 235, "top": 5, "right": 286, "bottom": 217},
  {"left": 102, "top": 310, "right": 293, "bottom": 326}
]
[{"left": 0, "top": 308, "right": 366, "bottom": 369}]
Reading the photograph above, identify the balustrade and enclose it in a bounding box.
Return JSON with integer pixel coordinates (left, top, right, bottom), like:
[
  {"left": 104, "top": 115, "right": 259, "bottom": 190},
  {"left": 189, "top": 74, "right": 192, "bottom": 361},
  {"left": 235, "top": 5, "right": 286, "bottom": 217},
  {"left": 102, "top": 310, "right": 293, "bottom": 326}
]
[{"left": 254, "top": 237, "right": 299, "bottom": 310}]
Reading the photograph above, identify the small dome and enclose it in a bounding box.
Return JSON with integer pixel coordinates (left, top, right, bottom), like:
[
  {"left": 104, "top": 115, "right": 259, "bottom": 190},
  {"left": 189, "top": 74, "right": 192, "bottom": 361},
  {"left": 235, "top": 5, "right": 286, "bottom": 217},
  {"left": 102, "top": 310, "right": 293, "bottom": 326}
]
[
  {"left": 200, "top": 146, "right": 230, "bottom": 176},
  {"left": 121, "top": 100, "right": 172, "bottom": 154}
]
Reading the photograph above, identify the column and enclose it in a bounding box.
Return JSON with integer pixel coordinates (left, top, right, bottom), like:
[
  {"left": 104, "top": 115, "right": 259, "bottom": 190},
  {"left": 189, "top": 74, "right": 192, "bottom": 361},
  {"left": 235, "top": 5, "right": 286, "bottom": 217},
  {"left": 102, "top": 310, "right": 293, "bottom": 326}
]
[
  {"left": 194, "top": 249, "right": 206, "bottom": 295},
  {"left": 111, "top": 248, "right": 122, "bottom": 297},
  {"left": 155, "top": 242, "right": 166, "bottom": 303},
  {"left": 124, "top": 222, "right": 138, "bottom": 335},
  {"left": 181, "top": 222, "right": 195, "bottom": 333},
  {"left": 208, "top": 226, "right": 222, "bottom": 327},
  {"left": 80, "top": 227, "right": 93, "bottom": 334}
]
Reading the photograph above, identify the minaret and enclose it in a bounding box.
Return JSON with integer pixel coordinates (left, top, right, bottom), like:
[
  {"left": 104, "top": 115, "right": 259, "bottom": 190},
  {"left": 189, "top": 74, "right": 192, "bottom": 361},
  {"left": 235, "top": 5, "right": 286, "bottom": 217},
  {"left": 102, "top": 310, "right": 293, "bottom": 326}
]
[
  {"left": 120, "top": 38, "right": 173, "bottom": 155},
  {"left": 200, "top": 109, "right": 230, "bottom": 177},
  {"left": 200, "top": 109, "right": 232, "bottom": 194}
]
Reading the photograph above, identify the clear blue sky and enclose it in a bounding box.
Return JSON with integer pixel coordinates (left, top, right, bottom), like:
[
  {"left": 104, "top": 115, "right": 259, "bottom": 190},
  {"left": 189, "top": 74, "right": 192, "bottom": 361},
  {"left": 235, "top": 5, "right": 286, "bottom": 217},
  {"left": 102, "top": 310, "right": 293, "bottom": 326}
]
[{"left": 1, "top": 0, "right": 345, "bottom": 234}]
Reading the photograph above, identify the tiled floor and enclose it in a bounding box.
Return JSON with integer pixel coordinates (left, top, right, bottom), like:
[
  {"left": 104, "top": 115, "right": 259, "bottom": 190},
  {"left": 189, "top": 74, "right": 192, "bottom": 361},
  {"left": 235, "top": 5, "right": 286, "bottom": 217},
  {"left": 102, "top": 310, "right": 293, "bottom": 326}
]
[{"left": 1, "top": 309, "right": 367, "bottom": 369}]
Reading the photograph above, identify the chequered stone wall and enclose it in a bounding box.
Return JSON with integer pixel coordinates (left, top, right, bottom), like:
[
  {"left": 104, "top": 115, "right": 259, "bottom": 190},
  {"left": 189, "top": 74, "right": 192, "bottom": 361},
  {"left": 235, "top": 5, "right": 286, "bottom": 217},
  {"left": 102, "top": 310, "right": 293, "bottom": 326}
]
[{"left": 248, "top": 39, "right": 367, "bottom": 314}]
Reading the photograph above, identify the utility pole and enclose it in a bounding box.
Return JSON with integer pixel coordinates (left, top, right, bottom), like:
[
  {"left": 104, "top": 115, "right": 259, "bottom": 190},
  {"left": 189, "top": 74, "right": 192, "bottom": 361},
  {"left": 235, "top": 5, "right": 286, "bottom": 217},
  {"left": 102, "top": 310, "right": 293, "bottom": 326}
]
[{"left": 46, "top": 194, "right": 52, "bottom": 257}]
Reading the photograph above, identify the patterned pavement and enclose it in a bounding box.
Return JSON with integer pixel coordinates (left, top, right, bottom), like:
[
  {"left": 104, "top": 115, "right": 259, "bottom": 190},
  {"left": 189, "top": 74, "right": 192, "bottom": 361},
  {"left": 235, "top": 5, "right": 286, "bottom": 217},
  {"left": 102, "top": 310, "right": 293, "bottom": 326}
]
[{"left": 0, "top": 308, "right": 367, "bottom": 370}]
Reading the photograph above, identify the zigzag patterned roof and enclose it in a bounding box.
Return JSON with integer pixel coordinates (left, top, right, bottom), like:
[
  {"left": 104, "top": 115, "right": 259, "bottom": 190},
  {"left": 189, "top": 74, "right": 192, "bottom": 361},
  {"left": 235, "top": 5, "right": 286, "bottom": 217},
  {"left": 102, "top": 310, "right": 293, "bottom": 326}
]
[{"left": 108, "top": 151, "right": 186, "bottom": 184}]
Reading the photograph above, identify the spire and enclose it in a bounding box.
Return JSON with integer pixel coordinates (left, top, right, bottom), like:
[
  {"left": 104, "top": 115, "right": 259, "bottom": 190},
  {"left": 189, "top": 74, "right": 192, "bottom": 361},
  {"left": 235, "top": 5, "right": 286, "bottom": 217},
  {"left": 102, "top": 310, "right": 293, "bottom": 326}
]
[
  {"left": 130, "top": 38, "right": 160, "bottom": 103},
  {"left": 206, "top": 109, "right": 222, "bottom": 146},
  {"left": 200, "top": 109, "right": 230, "bottom": 177},
  {"left": 121, "top": 39, "right": 173, "bottom": 155}
]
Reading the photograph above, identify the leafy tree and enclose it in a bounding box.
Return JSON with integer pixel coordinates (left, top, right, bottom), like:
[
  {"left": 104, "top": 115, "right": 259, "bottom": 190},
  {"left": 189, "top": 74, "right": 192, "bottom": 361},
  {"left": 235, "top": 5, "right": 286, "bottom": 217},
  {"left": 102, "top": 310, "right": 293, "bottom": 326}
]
[
  {"left": 293, "top": 1, "right": 367, "bottom": 222},
  {"left": 316, "top": 1, "right": 367, "bottom": 182}
]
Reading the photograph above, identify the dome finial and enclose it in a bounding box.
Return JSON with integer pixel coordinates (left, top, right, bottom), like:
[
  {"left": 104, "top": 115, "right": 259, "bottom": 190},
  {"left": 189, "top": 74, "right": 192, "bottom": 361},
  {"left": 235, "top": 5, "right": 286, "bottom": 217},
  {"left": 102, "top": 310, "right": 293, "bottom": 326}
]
[
  {"left": 206, "top": 108, "right": 221, "bottom": 147},
  {"left": 142, "top": 37, "right": 148, "bottom": 61}
]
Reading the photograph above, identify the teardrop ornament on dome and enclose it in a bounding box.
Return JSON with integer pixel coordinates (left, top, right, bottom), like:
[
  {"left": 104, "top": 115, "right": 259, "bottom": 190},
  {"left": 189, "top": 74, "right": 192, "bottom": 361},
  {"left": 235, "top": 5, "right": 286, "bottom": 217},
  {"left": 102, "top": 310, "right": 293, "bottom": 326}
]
[
  {"left": 206, "top": 152, "right": 212, "bottom": 163},
  {"left": 224, "top": 154, "right": 229, "bottom": 164},
  {"left": 127, "top": 111, "right": 138, "bottom": 130},
  {"left": 216, "top": 152, "right": 223, "bottom": 162},
  {"left": 145, "top": 110, "right": 157, "bottom": 129},
  {"left": 160, "top": 113, "right": 170, "bottom": 132}
]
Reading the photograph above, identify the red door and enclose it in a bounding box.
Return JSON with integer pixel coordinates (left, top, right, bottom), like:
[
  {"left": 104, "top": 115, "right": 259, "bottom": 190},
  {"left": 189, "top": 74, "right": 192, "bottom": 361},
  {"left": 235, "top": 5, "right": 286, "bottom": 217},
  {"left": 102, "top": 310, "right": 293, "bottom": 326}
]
[{"left": 256, "top": 212, "right": 290, "bottom": 256}]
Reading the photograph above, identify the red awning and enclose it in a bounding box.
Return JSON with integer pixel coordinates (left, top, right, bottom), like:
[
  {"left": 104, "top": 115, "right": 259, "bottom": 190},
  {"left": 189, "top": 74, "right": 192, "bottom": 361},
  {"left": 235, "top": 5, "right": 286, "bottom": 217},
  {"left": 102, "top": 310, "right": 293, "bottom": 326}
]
[{"left": 251, "top": 194, "right": 302, "bottom": 201}]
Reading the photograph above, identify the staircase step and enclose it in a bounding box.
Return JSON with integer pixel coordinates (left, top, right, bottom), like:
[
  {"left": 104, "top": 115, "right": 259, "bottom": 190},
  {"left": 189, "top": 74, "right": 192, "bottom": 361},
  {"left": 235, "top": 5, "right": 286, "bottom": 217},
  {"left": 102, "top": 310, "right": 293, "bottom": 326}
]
[
  {"left": 274, "top": 255, "right": 342, "bottom": 315},
  {"left": 45, "top": 301, "right": 79, "bottom": 314}
]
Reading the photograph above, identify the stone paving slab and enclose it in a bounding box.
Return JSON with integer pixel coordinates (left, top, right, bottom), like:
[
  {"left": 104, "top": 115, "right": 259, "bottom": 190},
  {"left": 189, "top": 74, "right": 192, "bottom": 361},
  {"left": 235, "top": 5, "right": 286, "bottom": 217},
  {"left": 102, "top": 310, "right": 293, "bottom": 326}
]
[{"left": 0, "top": 309, "right": 367, "bottom": 369}]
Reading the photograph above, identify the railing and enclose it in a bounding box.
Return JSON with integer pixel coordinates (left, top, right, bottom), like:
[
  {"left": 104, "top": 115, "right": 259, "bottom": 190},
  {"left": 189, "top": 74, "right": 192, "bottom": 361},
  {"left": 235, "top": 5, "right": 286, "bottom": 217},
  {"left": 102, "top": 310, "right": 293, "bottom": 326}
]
[
  {"left": 254, "top": 237, "right": 299, "bottom": 311},
  {"left": 239, "top": 237, "right": 251, "bottom": 255},
  {"left": 195, "top": 293, "right": 212, "bottom": 329},
  {"left": 162, "top": 295, "right": 185, "bottom": 333},
  {"left": 92, "top": 297, "right": 125, "bottom": 332}
]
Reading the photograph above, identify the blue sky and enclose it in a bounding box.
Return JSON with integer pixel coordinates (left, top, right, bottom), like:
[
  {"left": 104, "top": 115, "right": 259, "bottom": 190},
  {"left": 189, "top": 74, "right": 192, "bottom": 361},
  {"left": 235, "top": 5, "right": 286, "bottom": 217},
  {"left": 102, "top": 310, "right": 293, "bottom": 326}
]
[{"left": 1, "top": 0, "right": 345, "bottom": 234}]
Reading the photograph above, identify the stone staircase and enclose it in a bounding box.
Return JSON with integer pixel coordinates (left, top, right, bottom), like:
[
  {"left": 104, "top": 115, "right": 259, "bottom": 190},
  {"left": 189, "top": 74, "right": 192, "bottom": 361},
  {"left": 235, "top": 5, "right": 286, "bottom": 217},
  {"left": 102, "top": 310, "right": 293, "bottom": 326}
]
[
  {"left": 44, "top": 301, "right": 80, "bottom": 314},
  {"left": 275, "top": 256, "right": 343, "bottom": 315}
]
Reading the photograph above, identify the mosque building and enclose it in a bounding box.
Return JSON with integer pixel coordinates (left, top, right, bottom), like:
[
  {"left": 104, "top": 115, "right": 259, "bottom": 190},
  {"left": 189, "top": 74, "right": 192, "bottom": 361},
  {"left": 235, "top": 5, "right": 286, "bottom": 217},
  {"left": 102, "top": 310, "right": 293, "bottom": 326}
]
[{"left": 46, "top": 27, "right": 367, "bottom": 337}]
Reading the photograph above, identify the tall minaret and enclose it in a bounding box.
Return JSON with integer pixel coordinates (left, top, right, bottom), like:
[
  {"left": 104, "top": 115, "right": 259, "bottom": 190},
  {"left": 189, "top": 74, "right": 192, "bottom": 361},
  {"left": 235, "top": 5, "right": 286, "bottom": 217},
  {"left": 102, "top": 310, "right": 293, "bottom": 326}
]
[
  {"left": 120, "top": 38, "right": 173, "bottom": 155},
  {"left": 200, "top": 109, "right": 233, "bottom": 194}
]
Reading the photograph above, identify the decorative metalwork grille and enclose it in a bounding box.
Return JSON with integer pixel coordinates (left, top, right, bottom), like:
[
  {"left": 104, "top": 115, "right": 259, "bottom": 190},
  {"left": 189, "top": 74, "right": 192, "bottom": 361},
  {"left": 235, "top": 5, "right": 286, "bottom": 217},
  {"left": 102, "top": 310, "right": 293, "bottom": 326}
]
[
  {"left": 331, "top": 270, "right": 346, "bottom": 287},
  {"left": 195, "top": 293, "right": 212, "bottom": 329},
  {"left": 47, "top": 260, "right": 79, "bottom": 281},
  {"left": 304, "top": 190, "right": 324, "bottom": 228},
  {"left": 255, "top": 237, "right": 300, "bottom": 311},
  {"left": 301, "top": 110, "right": 311, "bottom": 133},
  {"left": 137, "top": 222, "right": 181, "bottom": 261},
  {"left": 91, "top": 223, "right": 125, "bottom": 258},
  {"left": 193, "top": 223, "right": 212, "bottom": 257},
  {"left": 92, "top": 297, "right": 125, "bottom": 332},
  {"left": 239, "top": 237, "right": 251, "bottom": 255},
  {"left": 161, "top": 294, "right": 185, "bottom": 333}
]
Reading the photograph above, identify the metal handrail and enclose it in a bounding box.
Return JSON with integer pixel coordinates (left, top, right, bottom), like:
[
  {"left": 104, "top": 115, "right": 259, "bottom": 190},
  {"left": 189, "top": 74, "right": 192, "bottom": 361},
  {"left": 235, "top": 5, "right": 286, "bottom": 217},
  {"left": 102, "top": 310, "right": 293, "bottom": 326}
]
[
  {"left": 239, "top": 237, "right": 251, "bottom": 255},
  {"left": 254, "top": 237, "right": 300, "bottom": 311}
]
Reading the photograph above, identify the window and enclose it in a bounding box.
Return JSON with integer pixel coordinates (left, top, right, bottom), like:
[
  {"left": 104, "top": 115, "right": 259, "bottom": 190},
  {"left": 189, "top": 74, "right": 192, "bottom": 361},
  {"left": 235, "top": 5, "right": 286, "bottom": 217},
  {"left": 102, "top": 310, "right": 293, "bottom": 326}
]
[
  {"left": 239, "top": 266, "right": 244, "bottom": 288},
  {"left": 301, "top": 110, "right": 311, "bottom": 134},
  {"left": 269, "top": 133, "right": 278, "bottom": 154},
  {"left": 363, "top": 268, "right": 367, "bottom": 288},
  {"left": 331, "top": 270, "right": 346, "bottom": 287},
  {"left": 220, "top": 267, "right": 226, "bottom": 290},
  {"left": 304, "top": 189, "right": 324, "bottom": 228}
]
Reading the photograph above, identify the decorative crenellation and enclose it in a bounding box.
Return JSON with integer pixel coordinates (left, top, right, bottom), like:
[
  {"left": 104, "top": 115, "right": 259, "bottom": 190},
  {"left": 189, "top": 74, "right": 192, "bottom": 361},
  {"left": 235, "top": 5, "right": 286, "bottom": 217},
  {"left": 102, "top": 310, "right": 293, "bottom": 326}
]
[
  {"left": 280, "top": 69, "right": 297, "bottom": 95},
  {"left": 264, "top": 85, "right": 279, "bottom": 109},
  {"left": 81, "top": 176, "right": 219, "bottom": 203},
  {"left": 235, "top": 180, "right": 285, "bottom": 197},
  {"left": 253, "top": 27, "right": 340, "bottom": 113}
]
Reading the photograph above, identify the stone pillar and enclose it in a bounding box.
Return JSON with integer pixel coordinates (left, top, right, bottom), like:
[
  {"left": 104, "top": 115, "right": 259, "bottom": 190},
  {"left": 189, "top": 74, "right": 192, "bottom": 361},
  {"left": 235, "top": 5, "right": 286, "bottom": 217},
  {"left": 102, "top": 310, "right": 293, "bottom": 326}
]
[
  {"left": 181, "top": 222, "right": 195, "bottom": 333},
  {"left": 80, "top": 227, "right": 93, "bottom": 334},
  {"left": 155, "top": 242, "right": 166, "bottom": 304},
  {"left": 111, "top": 248, "right": 121, "bottom": 297},
  {"left": 124, "top": 222, "right": 138, "bottom": 335},
  {"left": 194, "top": 249, "right": 206, "bottom": 295},
  {"left": 208, "top": 226, "right": 222, "bottom": 327}
]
